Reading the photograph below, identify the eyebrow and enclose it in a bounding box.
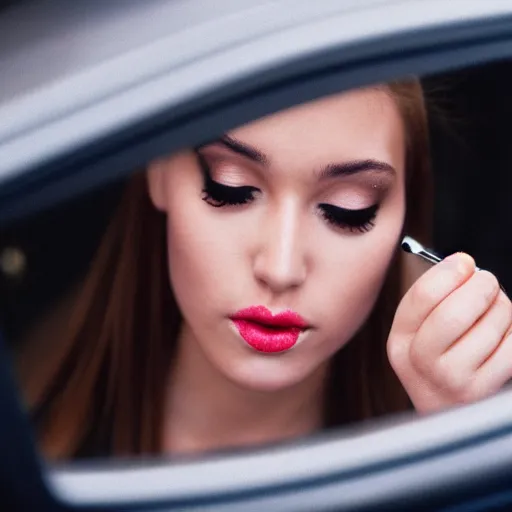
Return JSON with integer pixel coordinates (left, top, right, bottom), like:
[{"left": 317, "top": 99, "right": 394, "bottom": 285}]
[
  {"left": 318, "top": 160, "right": 396, "bottom": 179},
  {"left": 205, "top": 135, "right": 395, "bottom": 178},
  {"left": 217, "top": 135, "right": 269, "bottom": 165}
]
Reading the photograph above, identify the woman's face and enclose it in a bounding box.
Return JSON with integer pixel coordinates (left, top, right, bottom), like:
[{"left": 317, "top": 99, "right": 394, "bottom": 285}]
[{"left": 148, "top": 87, "right": 406, "bottom": 392}]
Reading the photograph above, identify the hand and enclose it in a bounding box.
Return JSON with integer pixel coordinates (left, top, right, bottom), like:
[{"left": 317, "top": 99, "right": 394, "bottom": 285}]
[{"left": 387, "top": 252, "right": 512, "bottom": 413}]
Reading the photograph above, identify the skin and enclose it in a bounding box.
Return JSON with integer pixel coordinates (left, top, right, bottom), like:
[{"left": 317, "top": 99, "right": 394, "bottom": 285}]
[
  {"left": 147, "top": 87, "right": 512, "bottom": 454},
  {"left": 388, "top": 253, "right": 512, "bottom": 413}
]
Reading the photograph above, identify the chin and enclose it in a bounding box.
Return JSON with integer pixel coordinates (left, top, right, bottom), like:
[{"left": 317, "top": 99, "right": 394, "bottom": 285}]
[{"left": 220, "top": 355, "right": 318, "bottom": 393}]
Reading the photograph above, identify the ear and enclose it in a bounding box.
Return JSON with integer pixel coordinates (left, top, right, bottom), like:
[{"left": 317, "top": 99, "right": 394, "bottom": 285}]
[{"left": 146, "top": 158, "right": 168, "bottom": 211}]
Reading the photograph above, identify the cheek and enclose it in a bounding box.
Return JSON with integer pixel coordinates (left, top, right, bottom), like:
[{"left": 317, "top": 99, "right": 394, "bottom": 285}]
[
  {"left": 316, "top": 243, "right": 393, "bottom": 338},
  {"left": 165, "top": 208, "right": 223, "bottom": 317},
  {"left": 311, "top": 194, "right": 405, "bottom": 348},
  {"left": 163, "top": 189, "right": 249, "bottom": 326}
]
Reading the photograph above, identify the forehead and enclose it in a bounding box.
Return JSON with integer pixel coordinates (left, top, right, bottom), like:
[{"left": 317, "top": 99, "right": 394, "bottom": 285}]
[{"left": 230, "top": 87, "right": 405, "bottom": 171}]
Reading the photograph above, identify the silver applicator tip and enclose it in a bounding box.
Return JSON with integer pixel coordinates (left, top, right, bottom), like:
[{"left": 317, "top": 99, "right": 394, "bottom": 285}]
[
  {"left": 402, "top": 236, "right": 425, "bottom": 255},
  {"left": 401, "top": 235, "right": 486, "bottom": 275},
  {"left": 401, "top": 236, "right": 443, "bottom": 266}
]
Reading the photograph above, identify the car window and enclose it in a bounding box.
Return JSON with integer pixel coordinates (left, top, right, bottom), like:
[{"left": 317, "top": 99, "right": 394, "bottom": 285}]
[
  {"left": 2, "top": 2, "right": 512, "bottom": 511},
  {"left": 1, "top": 57, "right": 511, "bottom": 458}
]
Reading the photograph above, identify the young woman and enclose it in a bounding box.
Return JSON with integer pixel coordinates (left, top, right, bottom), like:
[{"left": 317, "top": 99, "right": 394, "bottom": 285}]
[{"left": 17, "top": 79, "right": 512, "bottom": 460}]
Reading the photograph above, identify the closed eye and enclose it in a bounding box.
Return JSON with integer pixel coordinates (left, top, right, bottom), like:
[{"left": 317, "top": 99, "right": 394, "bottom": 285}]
[
  {"left": 195, "top": 149, "right": 259, "bottom": 208},
  {"left": 318, "top": 203, "right": 379, "bottom": 233},
  {"left": 203, "top": 180, "right": 259, "bottom": 208}
]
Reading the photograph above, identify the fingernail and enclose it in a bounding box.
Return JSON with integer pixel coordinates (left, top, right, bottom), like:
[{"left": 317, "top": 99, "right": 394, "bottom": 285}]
[{"left": 443, "top": 252, "right": 475, "bottom": 271}]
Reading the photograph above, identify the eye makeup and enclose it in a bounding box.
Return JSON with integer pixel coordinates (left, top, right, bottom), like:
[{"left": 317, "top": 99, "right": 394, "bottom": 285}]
[
  {"left": 194, "top": 145, "right": 383, "bottom": 233},
  {"left": 195, "top": 149, "right": 259, "bottom": 208},
  {"left": 318, "top": 203, "right": 379, "bottom": 233}
]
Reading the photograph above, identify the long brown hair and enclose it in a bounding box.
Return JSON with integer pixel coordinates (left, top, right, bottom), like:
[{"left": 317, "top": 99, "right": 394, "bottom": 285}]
[{"left": 17, "top": 79, "right": 432, "bottom": 460}]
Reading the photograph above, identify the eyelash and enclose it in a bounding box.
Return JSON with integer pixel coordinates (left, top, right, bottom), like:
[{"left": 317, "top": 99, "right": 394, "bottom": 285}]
[
  {"left": 202, "top": 177, "right": 259, "bottom": 208},
  {"left": 197, "top": 152, "right": 259, "bottom": 208},
  {"left": 196, "top": 151, "right": 379, "bottom": 232},
  {"left": 318, "top": 203, "right": 379, "bottom": 233}
]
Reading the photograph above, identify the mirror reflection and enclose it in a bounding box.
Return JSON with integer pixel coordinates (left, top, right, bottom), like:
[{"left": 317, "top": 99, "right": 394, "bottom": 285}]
[{"left": 2, "top": 61, "right": 512, "bottom": 463}]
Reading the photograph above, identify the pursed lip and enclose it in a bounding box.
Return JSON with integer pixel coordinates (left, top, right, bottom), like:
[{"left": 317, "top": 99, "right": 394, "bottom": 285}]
[
  {"left": 229, "top": 305, "right": 310, "bottom": 353},
  {"left": 230, "top": 305, "right": 309, "bottom": 329}
]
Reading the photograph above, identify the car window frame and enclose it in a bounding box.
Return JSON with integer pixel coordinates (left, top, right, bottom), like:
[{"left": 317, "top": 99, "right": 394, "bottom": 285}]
[{"left": 2, "top": 2, "right": 512, "bottom": 511}]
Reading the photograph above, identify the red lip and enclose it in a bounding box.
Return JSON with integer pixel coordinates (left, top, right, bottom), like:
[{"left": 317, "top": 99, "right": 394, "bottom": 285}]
[{"left": 230, "top": 305, "right": 309, "bottom": 353}]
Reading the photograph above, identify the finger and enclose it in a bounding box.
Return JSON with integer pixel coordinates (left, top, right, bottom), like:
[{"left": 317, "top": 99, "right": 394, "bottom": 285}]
[
  {"left": 424, "top": 291, "right": 512, "bottom": 398},
  {"left": 392, "top": 252, "right": 475, "bottom": 339},
  {"left": 467, "top": 328, "right": 512, "bottom": 402},
  {"left": 387, "top": 252, "right": 475, "bottom": 375},
  {"left": 440, "top": 290, "right": 512, "bottom": 371},
  {"left": 412, "top": 270, "right": 500, "bottom": 364}
]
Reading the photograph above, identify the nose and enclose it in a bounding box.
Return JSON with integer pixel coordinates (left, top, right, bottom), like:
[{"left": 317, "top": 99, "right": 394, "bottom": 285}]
[{"left": 252, "top": 200, "right": 307, "bottom": 293}]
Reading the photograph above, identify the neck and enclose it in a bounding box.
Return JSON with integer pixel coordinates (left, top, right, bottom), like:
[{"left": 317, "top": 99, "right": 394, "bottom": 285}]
[{"left": 162, "top": 324, "right": 328, "bottom": 456}]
